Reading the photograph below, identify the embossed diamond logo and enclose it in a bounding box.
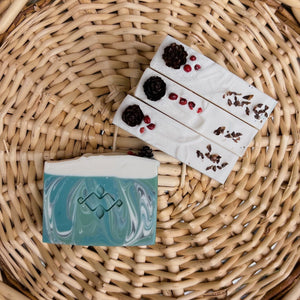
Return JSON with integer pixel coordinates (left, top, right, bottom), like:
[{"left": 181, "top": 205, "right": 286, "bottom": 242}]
[{"left": 77, "top": 190, "right": 123, "bottom": 219}]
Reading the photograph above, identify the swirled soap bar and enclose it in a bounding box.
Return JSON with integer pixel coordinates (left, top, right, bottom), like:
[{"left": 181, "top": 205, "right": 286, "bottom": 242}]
[{"left": 43, "top": 155, "right": 159, "bottom": 246}]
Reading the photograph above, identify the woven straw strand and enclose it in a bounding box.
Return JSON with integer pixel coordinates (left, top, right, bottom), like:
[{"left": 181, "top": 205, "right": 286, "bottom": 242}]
[{"left": 0, "top": 0, "right": 299, "bottom": 299}]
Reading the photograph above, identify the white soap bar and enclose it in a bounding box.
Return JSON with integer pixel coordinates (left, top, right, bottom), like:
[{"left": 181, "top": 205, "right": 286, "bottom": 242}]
[
  {"left": 134, "top": 68, "right": 258, "bottom": 156},
  {"left": 113, "top": 95, "right": 239, "bottom": 184},
  {"left": 150, "top": 35, "right": 277, "bottom": 130},
  {"left": 44, "top": 154, "right": 159, "bottom": 178}
]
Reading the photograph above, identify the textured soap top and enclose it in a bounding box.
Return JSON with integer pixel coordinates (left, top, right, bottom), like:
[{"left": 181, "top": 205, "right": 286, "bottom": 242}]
[
  {"left": 43, "top": 155, "right": 159, "bottom": 246},
  {"left": 44, "top": 154, "right": 159, "bottom": 178},
  {"left": 150, "top": 35, "right": 277, "bottom": 130}
]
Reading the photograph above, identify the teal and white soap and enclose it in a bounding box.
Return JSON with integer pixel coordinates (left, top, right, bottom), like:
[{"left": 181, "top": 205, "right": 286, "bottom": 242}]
[{"left": 43, "top": 155, "right": 160, "bottom": 246}]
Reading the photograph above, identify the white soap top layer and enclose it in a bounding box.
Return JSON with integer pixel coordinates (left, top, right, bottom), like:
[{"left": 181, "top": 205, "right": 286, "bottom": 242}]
[
  {"left": 113, "top": 95, "right": 239, "bottom": 184},
  {"left": 150, "top": 35, "right": 277, "bottom": 130},
  {"left": 44, "top": 155, "right": 160, "bottom": 178},
  {"left": 135, "top": 68, "right": 258, "bottom": 156}
]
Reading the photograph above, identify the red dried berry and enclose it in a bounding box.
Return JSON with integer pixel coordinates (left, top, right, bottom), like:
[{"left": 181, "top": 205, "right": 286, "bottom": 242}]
[
  {"left": 147, "top": 123, "right": 155, "bottom": 130},
  {"left": 140, "top": 127, "right": 145, "bottom": 133},
  {"left": 188, "top": 101, "right": 195, "bottom": 110},
  {"left": 190, "top": 55, "right": 196, "bottom": 61},
  {"left": 179, "top": 98, "right": 187, "bottom": 105},
  {"left": 128, "top": 151, "right": 137, "bottom": 156},
  {"left": 197, "top": 107, "right": 203, "bottom": 113},
  {"left": 144, "top": 115, "right": 151, "bottom": 124},
  {"left": 183, "top": 64, "right": 192, "bottom": 72},
  {"left": 194, "top": 64, "right": 201, "bottom": 70},
  {"left": 169, "top": 93, "right": 178, "bottom": 100}
]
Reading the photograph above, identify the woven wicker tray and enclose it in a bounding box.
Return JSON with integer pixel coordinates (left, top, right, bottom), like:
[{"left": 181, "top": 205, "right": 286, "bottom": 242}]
[{"left": 0, "top": 0, "right": 299, "bottom": 299}]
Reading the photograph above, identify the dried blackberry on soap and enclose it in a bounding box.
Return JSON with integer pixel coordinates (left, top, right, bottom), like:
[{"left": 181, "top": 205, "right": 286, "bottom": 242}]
[
  {"left": 162, "top": 42, "right": 188, "bottom": 69},
  {"left": 138, "top": 146, "right": 154, "bottom": 158},
  {"left": 122, "top": 104, "right": 144, "bottom": 127},
  {"left": 143, "top": 76, "right": 166, "bottom": 101}
]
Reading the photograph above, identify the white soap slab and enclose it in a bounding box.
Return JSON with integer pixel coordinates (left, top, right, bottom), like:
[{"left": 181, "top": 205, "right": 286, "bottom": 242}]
[
  {"left": 134, "top": 68, "right": 258, "bottom": 156},
  {"left": 44, "top": 154, "right": 160, "bottom": 178},
  {"left": 113, "top": 95, "right": 239, "bottom": 184},
  {"left": 150, "top": 35, "right": 277, "bottom": 130}
]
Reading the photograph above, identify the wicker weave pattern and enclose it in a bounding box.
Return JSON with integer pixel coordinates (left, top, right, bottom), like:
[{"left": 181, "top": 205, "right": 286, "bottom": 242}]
[{"left": 0, "top": 0, "right": 299, "bottom": 299}]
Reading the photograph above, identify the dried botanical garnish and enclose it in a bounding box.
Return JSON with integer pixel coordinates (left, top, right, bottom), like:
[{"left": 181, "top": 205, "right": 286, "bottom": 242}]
[
  {"left": 243, "top": 95, "right": 254, "bottom": 100},
  {"left": 241, "top": 101, "right": 251, "bottom": 106},
  {"left": 196, "top": 150, "right": 204, "bottom": 159},
  {"left": 147, "top": 123, "right": 156, "bottom": 130},
  {"left": 214, "top": 127, "right": 242, "bottom": 143},
  {"left": 206, "top": 161, "right": 228, "bottom": 172},
  {"left": 253, "top": 103, "right": 269, "bottom": 119},
  {"left": 196, "top": 145, "right": 227, "bottom": 172},
  {"left": 143, "top": 76, "right": 166, "bottom": 101},
  {"left": 223, "top": 92, "right": 255, "bottom": 117},
  {"left": 162, "top": 43, "right": 188, "bottom": 69},
  {"left": 138, "top": 146, "right": 154, "bottom": 158},
  {"left": 122, "top": 105, "right": 144, "bottom": 127},
  {"left": 214, "top": 127, "right": 226, "bottom": 135}
]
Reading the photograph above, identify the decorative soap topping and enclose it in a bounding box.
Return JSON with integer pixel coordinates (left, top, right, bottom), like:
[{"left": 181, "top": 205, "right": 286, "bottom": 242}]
[
  {"left": 147, "top": 123, "right": 156, "bottom": 130},
  {"left": 144, "top": 115, "right": 151, "bottom": 124},
  {"left": 162, "top": 42, "right": 188, "bottom": 69},
  {"left": 196, "top": 150, "right": 204, "bottom": 159},
  {"left": 184, "top": 64, "right": 192, "bottom": 72},
  {"left": 169, "top": 93, "right": 178, "bottom": 100},
  {"left": 194, "top": 64, "right": 201, "bottom": 70},
  {"left": 122, "top": 105, "right": 144, "bottom": 127},
  {"left": 196, "top": 144, "right": 228, "bottom": 172},
  {"left": 225, "top": 131, "right": 242, "bottom": 143},
  {"left": 213, "top": 126, "right": 243, "bottom": 143},
  {"left": 188, "top": 101, "right": 195, "bottom": 110},
  {"left": 253, "top": 104, "right": 269, "bottom": 119},
  {"left": 128, "top": 146, "right": 154, "bottom": 158},
  {"left": 168, "top": 91, "right": 203, "bottom": 113},
  {"left": 135, "top": 113, "right": 156, "bottom": 134},
  {"left": 143, "top": 76, "right": 166, "bottom": 101},
  {"left": 213, "top": 126, "right": 226, "bottom": 135},
  {"left": 179, "top": 97, "right": 187, "bottom": 105},
  {"left": 138, "top": 146, "right": 154, "bottom": 158},
  {"left": 222, "top": 91, "right": 269, "bottom": 120}
]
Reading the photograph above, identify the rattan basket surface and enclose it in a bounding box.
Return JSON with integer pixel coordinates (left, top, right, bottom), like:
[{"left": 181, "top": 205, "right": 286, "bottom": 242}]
[{"left": 0, "top": 0, "right": 299, "bottom": 299}]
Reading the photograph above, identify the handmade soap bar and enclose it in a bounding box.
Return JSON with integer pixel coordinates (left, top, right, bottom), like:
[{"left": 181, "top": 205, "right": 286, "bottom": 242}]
[
  {"left": 43, "top": 155, "right": 159, "bottom": 246},
  {"left": 134, "top": 68, "right": 258, "bottom": 156},
  {"left": 113, "top": 95, "right": 239, "bottom": 184},
  {"left": 150, "top": 35, "right": 277, "bottom": 130}
]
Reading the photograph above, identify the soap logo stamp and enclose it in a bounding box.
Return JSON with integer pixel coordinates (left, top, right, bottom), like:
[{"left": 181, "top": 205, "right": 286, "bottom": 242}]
[{"left": 77, "top": 187, "right": 123, "bottom": 219}]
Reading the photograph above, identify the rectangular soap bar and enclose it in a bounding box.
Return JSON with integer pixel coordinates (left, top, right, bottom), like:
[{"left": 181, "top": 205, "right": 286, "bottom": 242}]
[
  {"left": 43, "top": 155, "right": 159, "bottom": 246},
  {"left": 134, "top": 68, "right": 258, "bottom": 156},
  {"left": 150, "top": 35, "right": 277, "bottom": 130},
  {"left": 113, "top": 95, "right": 239, "bottom": 184}
]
